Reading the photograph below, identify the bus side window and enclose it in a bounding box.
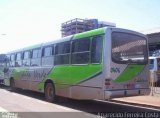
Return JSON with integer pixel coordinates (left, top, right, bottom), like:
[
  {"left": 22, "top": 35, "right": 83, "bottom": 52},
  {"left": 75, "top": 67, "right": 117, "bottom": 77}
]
[
  {"left": 71, "top": 38, "right": 90, "bottom": 64},
  {"left": 31, "top": 48, "right": 41, "bottom": 66},
  {"left": 10, "top": 54, "right": 15, "bottom": 67},
  {"left": 15, "top": 52, "right": 22, "bottom": 67},
  {"left": 54, "top": 41, "right": 70, "bottom": 65},
  {"left": 23, "top": 51, "right": 31, "bottom": 66},
  {"left": 42, "top": 46, "right": 53, "bottom": 57},
  {"left": 6, "top": 55, "right": 10, "bottom": 67},
  {"left": 91, "top": 36, "right": 102, "bottom": 64},
  {"left": 42, "top": 46, "right": 54, "bottom": 66}
]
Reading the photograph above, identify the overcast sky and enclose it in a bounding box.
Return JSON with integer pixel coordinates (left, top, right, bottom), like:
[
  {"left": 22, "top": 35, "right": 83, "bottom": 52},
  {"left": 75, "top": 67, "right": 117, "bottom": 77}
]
[{"left": 0, "top": 0, "right": 160, "bottom": 53}]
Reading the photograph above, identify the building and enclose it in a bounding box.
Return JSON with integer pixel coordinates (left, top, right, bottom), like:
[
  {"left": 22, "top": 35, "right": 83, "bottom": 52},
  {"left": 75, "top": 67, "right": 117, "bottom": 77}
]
[
  {"left": 141, "top": 27, "right": 160, "bottom": 56},
  {"left": 61, "top": 18, "right": 116, "bottom": 37}
]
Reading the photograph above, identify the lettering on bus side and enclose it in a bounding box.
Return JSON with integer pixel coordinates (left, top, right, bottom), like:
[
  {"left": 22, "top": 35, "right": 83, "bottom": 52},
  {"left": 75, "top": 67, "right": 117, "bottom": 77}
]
[
  {"left": 21, "top": 71, "right": 31, "bottom": 78},
  {"left": 21, "top": 70, "right": 47, "bottom": 80},
  {"left": 33, "top": 70, "right": 47, "bottom": 80},
  {"left": 110, "top": 67, "right": 120, "bottom": 73}
]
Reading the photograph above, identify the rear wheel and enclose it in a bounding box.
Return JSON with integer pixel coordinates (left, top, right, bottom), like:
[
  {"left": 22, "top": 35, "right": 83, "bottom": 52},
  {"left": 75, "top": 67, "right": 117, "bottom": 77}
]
[{"left": 44, "top": 83, "right": 56, "bottom": 102}]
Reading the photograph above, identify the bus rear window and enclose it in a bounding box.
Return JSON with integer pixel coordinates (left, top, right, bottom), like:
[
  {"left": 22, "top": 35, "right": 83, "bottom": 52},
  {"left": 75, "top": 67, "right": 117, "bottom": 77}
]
[{"left": 112, "top": 32, "right": 148, "bottom": 64}]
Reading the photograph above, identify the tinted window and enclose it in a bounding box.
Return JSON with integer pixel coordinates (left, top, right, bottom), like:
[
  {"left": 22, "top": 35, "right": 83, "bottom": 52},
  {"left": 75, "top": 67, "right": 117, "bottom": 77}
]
[
  {"left": 32, "top": 49, "right": 41, "bottom": 58},
  {"left": 72, "top": 38, "right": 90, "bottom": 64},
  {"left": 55, "top": 41, "right": 70, "bottom": 54},
  {"left": 6, "top": 55, "right": 10, "bottom": 66},
  {"left": 11, "top": 54, "right": 15, "bottom": 61},
  {"left": 54, "top": 55, "right": 70, "bottom": 65},
  {"left": 72, "top": 39, "right": 90, "bottom": 53},
  {"left": 43, "top": 46, "right": 53, "bottom": 57},
  {"left": 112, "top": 32, "right": 148, "bottom": 64},
  {"left": 16, "top": 53, "right": 21, "bottom": 61},
  {"left": 24, "top": 51, "right": 30, "bottom": 59},
  {"left": 91, "top": 36, "right": 102, "bottom": 63},
  {"left": 72, "top": 53, "right": 89, "bottom": 64},
  {"left": 54, "top": 41, "right": 71, "bottom": 65}
]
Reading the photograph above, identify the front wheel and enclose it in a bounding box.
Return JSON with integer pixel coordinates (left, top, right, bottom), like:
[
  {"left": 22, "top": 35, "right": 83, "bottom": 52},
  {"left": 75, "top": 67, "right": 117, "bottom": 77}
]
[{"left": 44, "top": 83, "right": 56, "bottom": 102}]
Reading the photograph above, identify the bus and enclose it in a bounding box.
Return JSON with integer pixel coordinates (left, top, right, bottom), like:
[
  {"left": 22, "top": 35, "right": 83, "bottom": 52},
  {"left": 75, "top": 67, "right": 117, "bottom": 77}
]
[{"left": 3, "top": 27, "right": 150, "bottom": 102}]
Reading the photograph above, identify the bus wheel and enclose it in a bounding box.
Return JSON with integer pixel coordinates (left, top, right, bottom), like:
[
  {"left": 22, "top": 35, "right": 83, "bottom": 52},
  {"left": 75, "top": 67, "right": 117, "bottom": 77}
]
[
  {"left": 45, "top": 83, "right": 56, "bottom": 102},
  {"left": 10, "top": 79, "right": 16, "bottom": 91}
]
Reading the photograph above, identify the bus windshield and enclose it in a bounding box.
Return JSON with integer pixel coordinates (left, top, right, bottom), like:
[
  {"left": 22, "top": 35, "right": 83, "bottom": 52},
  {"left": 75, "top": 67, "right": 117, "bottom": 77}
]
[{"left": 112, "top": 32, "right": 148, "bottom": 64}]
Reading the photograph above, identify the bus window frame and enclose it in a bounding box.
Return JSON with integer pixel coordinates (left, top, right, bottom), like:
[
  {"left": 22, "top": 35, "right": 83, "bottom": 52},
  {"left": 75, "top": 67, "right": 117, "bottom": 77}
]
[
  {"left": 30, "top": 48, "right": 41, "bottom": 66},
  {"left": 71, "top": 38, "right": 90, "bottom": 65},
  {"left": 42, "top": 45, "right": 54, "bottom": 57},
  {"left": 22, "top": 50, "right": 31, "bottom": 67},
  {"left": 54, "top": 41, "right": 71, "bottom": 65}
]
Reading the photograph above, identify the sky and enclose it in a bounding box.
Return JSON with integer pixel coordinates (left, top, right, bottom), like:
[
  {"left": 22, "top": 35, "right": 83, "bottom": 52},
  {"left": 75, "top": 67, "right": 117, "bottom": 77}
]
[{"left": 0, "top": 0, "right": 160, "bottom": 53}]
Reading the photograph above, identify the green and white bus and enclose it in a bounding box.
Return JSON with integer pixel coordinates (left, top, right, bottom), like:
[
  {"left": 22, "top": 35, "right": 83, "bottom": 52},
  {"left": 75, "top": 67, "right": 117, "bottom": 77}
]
[{"left": 4, "top": 27, "right": 150, "bottom": 102}]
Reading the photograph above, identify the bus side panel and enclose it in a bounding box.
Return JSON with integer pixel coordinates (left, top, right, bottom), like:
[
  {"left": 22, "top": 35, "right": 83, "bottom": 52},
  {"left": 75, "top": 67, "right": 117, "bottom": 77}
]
[
  {"left": 8, "top": 66, "right": 53, "bottom": 92},
  {"left": 69, "top": 74, "right": 104, "bottom": 100},
  {"left": 42, "top": 64, "right": 103, "bottom": 98}
]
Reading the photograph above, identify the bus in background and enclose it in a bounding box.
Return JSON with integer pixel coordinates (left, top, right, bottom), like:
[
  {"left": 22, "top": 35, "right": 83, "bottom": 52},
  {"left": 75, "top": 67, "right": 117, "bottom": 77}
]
[
  {"left": 3, "top": 27, "right": 150, "bottom": 102},
  {"left": 149, "top": 56, "right": 160, "bottom": 86}
]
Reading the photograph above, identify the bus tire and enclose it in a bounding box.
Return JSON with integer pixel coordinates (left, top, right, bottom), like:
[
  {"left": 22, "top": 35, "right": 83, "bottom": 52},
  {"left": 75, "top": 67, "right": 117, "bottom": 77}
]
[
  {"left": 10, "top": 79, "right": 16, "bottom": 91},
  {"left": 44, "top": 83, "right": 56, "bottom": 103}
]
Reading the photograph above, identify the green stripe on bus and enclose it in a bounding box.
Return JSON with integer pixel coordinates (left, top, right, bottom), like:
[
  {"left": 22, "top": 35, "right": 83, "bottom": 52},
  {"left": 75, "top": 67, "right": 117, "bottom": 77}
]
[
  {"left": 23, "top": 44, "right": 42, "bottom": 51},
  {"left": 114, "top": 65, "right": 145, "bottom": 83},
  {"left": 73, "top": 28, "right": 105, "bottom": 39},
  {"left": 47, "top": 64, "right": 102, "bottom": 86}
]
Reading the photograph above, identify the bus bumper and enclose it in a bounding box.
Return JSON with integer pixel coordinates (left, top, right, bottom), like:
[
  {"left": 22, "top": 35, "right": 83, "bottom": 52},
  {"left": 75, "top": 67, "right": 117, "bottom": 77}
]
[{"left": 104, "top": 88, "right": 151, "bottom": 100}]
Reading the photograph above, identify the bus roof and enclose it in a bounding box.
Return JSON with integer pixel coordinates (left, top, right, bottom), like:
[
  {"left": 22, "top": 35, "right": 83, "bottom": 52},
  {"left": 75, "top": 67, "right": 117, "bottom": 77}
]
[{"left": 5, "top": 27, "right": 146, "bottom": 55}]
